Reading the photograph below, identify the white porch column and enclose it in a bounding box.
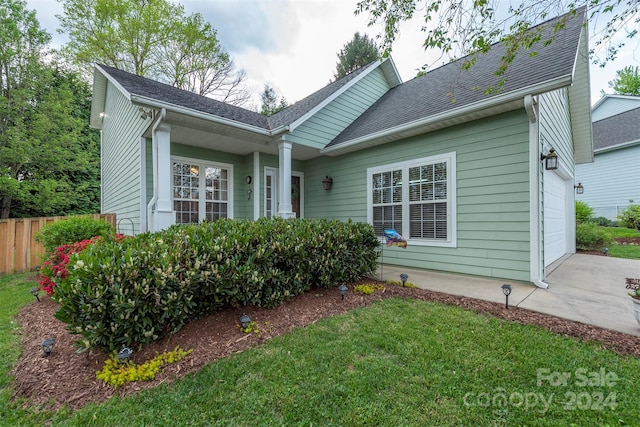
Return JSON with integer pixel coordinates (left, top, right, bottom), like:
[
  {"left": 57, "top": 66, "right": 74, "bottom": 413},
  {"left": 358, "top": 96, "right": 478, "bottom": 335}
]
[
  {"left": 152, "top": 123, "right": 175, "bottom": 231},
  {"left": 277, "top": 141, "right": 295, "bottom": 219}
]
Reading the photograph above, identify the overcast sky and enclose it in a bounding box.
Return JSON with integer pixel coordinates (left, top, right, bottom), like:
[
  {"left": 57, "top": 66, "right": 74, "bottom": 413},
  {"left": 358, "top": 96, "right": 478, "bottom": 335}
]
[{"left": 26, "top": 0, "right": 639, "bottom": 107}]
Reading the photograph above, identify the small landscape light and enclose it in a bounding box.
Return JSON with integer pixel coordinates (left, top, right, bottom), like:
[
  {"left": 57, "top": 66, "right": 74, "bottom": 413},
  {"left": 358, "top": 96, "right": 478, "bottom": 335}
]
[
  {"left": 338, "top": 284, "right": 348, "bottom": 300},
  {"left": 239, "top": 314, "right": 251, "bottom": 330},
  {"left": 400, "top": 273, "right": 409, "bottom": 287},
  {"left": 501, "top": 284, "right": 513, "bottom": 309},
  {"left": 30, "top": 287, "right": 40, "bottom": 302},
  {"left": 117, "top": 347, "right": 133, "bottom": 363},
  {"left": 41, "top": 338, "right": 55, "bottom": 356},
  {"left": 602, "top": 247, "right": 609, "bottom": 255}
]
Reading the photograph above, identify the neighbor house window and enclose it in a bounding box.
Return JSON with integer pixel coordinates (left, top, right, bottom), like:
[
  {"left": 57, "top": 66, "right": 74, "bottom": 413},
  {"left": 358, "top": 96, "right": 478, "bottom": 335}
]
[
  {"left": 172, "top": 158, "right": 233, "bottom": 224},
  {"left": 367, "top": 153, "right": 456, "bottom": 247}
]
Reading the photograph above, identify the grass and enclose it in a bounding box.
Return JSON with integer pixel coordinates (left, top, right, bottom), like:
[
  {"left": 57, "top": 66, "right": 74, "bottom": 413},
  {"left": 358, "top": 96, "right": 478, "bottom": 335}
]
[
  {"left": 603, "top": 226, "right": 640, "bottom": 259},
  {"left": 0, "top": 272, "right": 52, "bottom": 425},
  {"left": 1, "top": 292, "right": 636, "bottom": 426}
]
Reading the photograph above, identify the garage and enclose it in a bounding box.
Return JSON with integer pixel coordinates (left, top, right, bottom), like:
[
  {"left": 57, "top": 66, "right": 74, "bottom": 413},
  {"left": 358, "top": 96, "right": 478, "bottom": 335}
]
[{"left": 543, "top": 169, "right": 569, "bottom": 266}]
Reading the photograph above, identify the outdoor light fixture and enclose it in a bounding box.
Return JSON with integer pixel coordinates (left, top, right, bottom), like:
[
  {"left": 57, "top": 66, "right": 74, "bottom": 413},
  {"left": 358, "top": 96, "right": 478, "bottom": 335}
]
[
  {"left": 501, "top": 284, "right": 513, "bottom": 309},
  {"left": 239, "top": 314, "right": 251, "bottom": 329},
  {"left": 574, "top": 183, "right": 584, "bottom": 194},
  {"left": 41, "top": 338, "right": 55, "bottom": 356},
  {"left": 247, "top": 187, "right": 253, "bottom": 200},
  {"left": 400, "top": 273, "right": 409, "bottom": 287},
  {"left": 117, "top": 347, "right": 133, "bottom": 363},
  {"left": 602, "top": 247, "right": 609, "bottom": 255},
  {"left": 338, "top": 284, "right": 348, "bottom": 300},
  {"left": 322, "top": 175, "right": 333, "bottom": 191},
  {"left": 30, "top": 287, "right": 40, "bottom": 302},
  {"left": 540, "top": 148, "right": 558, "bottom": 170},
  {"left": 138, "top": 106, "right": 152, "bottom": 120}
]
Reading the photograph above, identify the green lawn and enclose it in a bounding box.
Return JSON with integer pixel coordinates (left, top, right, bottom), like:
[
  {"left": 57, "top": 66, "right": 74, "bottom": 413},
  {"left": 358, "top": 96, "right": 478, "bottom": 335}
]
[
  {"left": 603, "top": 226, "right": 640, "bottom": 259},
  {"left": 2, "top": 282, "right": 638, "bottom": 426}
]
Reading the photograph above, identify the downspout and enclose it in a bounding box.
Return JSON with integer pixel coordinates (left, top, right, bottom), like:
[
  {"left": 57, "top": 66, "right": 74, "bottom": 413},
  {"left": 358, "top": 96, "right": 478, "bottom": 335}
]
[
  {"left": 146, "top": 108, "right": 166, "bottom": 231},
  {"left": 524, "top": 95, "right": 549, "bottom": 289}
]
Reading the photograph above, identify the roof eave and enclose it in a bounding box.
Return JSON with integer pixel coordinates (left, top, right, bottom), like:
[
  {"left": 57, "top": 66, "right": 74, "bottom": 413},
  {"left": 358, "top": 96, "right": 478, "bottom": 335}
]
[
  {"left": 321, "top": 75, "right": 573, "bottom": 156},
  {"left": 129, "top": 94, "right": 276, "bottom": 137},
  {"left": 594, "top": 138, "right": 640, "bottom": 154}
]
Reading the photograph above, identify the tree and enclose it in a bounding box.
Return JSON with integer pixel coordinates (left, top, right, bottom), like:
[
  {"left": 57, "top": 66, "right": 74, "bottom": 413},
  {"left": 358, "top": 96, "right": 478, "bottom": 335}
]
[
  {"left": 0, "top": 1, "right": 100, "bottom": 218},
  {"left": 334, "top": 32, "right": 380, "bottom": 80},
  {"left": 260, "top": 84, "right": 289, "bottom": 116},
  {"left": 608, "top": 65, "right": 640, "bottom": 95},
  {"left": 355, "top": 0, "right": 639, "bottom": 74},
  {"left": 57, "top": 0, "right": 251, "bottom": 106}
]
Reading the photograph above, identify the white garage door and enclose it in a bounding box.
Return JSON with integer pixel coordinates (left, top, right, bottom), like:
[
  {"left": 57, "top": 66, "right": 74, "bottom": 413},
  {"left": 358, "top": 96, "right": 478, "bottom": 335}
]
[{"left": 543, "top": 170, "right": 568, "bottom": 266}]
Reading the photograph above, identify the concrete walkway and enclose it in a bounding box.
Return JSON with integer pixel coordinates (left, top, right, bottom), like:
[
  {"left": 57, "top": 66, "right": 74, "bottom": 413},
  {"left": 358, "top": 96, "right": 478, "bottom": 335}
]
[{"left": 378, "top": 254, "right": 640, "bottom": 336}]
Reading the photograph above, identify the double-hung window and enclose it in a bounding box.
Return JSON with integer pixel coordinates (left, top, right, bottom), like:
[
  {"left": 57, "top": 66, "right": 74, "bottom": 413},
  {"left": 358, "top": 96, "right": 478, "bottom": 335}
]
[
  {"left": 172, "top": 157, "right": 233, "bottom": 224},
  {"left": 368, "top": 152, "right": 456, "bottom": 247}
]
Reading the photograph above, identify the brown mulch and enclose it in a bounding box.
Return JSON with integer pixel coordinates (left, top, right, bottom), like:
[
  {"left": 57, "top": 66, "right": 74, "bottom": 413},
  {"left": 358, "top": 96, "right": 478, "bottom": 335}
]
[{"left": 10, "top": 276, "right": 640, "bottom": 413}]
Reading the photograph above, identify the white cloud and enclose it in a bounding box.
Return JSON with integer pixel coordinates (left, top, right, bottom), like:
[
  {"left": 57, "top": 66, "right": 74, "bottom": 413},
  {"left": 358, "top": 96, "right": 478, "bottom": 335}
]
[{"left": 24, "top": 0, "right": 640, "bottom": 106}]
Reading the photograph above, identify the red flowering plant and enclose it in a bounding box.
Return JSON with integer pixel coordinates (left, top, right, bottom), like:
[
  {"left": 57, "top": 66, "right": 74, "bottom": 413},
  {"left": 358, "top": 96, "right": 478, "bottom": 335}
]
[{"left": 38, "top": 234, "right": 127, "bottom": 295}]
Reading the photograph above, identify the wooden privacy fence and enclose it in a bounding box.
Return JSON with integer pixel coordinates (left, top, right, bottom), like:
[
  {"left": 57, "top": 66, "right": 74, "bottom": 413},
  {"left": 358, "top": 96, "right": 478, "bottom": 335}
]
[{"left": 0, "top": 213, "right": 116, "bottom": 276}]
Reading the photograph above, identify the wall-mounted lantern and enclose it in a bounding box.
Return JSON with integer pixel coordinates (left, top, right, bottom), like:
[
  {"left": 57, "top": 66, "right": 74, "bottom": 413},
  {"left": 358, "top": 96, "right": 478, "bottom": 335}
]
[
  {"left": 540, "top": 148, "right": 558, "bottom": 170},
  {"left": 574, "top": 183, "right": 584, "bottom": 194},
  {"left": 322, "top": 175, "right": 333, "bottom": 191}
]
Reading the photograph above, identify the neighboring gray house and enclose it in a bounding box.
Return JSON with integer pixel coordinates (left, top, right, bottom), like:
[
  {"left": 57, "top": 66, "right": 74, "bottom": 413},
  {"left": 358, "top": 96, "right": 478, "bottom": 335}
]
[
  {"left": 90, "top": 9, "right": 592, "bottom": 287},
  {"left": 576, "top": 95, "right": 640, "bottom": 220}
]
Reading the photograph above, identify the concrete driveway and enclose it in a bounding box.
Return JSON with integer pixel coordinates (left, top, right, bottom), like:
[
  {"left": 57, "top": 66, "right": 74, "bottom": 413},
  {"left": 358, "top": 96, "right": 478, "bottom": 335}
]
[{"left": 378, "top": 254, "right": 640, "bottom": 336}]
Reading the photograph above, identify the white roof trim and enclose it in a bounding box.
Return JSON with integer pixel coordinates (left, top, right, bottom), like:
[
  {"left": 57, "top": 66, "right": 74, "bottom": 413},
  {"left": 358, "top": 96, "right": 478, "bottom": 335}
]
[
  {"left": 130, "top": 95, "right": 274, "bottom": 136},
  {"left": 321, "top": 74, "right": 573, "bottom": 154},
  {"left": 595, "top": 138, "right": 640, "bottom": 154}
]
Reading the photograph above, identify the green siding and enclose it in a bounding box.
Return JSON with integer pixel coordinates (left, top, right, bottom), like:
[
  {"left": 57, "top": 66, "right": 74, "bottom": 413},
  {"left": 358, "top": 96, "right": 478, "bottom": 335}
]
[
  {"left": 539, "top": 88, "right": 574, "bottom": 169},
  {"left": 285, "top": 68, "right": 391, "bottom": 148},
  {"left": 303, "top": 110, "right": 532, "bottom": 282},
  {"left": 101, "top": 83, "right": 150, "bottom": 235},
  {"left": 171, "top": 144, "right": 255, "bottom": 219}
]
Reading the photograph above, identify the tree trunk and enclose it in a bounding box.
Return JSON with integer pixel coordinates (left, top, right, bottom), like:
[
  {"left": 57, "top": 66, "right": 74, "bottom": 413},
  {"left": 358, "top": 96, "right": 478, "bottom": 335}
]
[{"left": 0, "top": 195, "right": 12, "bottom": 219}]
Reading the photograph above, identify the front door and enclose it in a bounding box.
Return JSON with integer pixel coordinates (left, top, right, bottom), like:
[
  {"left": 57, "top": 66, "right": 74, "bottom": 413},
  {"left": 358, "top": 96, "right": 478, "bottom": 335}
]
[{"left": 264, "top": 168, "right": 303, "bottom": 218}]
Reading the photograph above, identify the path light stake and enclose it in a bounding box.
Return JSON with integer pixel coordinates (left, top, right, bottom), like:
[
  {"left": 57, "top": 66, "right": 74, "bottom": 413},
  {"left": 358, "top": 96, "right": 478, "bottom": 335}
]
[
  {"left": 117, "top": 347, "right": 133, "bottom": 363},
  {"left": 602, "top": 247, "right": 609, "bottom": 255},
  {"left": 239, "top": 314, "right": 252, "bottom": 330},
  {"left": 338, "top": 284, "right": 348, "bottom": 301},
  {"left": 30, "top": 287, "right": 40, "bottom": 302},
  {"left": 400, "top": 273, "right": 409, "bottom": 287},
  {"left": 501, "top": 284, "right": 513, "bottom": 309},
  {"left": 41, "top": 338, "right": 55, "bottom": 357}
]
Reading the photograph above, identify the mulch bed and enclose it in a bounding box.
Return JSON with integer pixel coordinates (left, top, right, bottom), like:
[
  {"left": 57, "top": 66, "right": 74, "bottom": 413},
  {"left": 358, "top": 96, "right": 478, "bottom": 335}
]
[{"left": 10, "top": 276, "right": 640, "bottom": 413}]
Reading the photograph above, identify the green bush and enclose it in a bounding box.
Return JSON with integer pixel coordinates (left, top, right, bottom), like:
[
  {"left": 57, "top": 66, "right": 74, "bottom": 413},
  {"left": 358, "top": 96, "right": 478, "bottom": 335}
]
[
  {"left": 35, "top": 216, "right": 115, "bottom": 254},
  {"left": 575, "top": 201, "right": 594, "bottom": 225},
  {"left": 575, "top": 222, "right": 613, "bottom": 250},
  {"left": 618, "top": 205, "right": 640, "bottom": 231},
  {"left": 54, "top": 218, "right": 379, "bottom": 351},
  {"left": 594, "top": 217, "right": 618, "bottom": 227}
]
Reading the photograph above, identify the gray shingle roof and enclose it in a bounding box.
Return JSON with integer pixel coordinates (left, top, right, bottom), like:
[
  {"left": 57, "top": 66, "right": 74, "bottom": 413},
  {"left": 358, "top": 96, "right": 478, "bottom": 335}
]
[
  {"left": 326, "top": 8, "right": 585, "bottom": 148},
  {"left": 98, "top": 61, "right": 374, "bottom": 131},
  {"left": 593, "top": 106, "right": 640, "bottom": 150},
  {"left": 98, "top": 64, "right": 271, "bottom": 129}
]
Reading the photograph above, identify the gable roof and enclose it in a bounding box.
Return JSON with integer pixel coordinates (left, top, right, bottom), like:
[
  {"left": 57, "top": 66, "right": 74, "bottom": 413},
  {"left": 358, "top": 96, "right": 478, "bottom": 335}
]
[
  {"left": 323, "top": 8, "right": 588, "bottom": 152},
  {"left": 591, "top": 94, "right": 640, "bottom": 122},
  {"left": 91, "top": 59, "right": 400, "bottom": 133},
  {"left": 592, "top": 106, "right": 640, "bottom": 152}
]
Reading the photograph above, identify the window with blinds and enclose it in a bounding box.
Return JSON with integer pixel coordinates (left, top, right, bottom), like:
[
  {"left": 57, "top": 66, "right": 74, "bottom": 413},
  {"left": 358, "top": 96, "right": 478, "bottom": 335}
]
[{"left": 368, "top": 153, "right": 456, "bottom": 247}]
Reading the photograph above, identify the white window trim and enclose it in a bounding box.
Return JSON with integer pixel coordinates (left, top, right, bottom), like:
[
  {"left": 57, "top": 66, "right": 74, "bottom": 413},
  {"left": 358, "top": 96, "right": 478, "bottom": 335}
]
[
  {"left": 367, "top": 152, "right": 457, "bottom": 248},
  {"left": 171, "top": 155, "right": 234, "bottom": 221}
]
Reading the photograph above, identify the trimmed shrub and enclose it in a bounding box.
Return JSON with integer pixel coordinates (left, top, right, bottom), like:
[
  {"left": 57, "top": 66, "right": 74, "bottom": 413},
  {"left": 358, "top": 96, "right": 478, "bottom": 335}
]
[
  {"left": 618, "top": 205, "right": 640, "bottom": 231},
  {"left": 54, "top": 218, "right": 379, "bottom": 351},
  {"left": 575, "top": 201, "right": 594, "bottom": 225},
  {"left": 35, "top": 216, "right": 115, "bottom": 254},
  {"left": 594, "top": 217, "right": 618, "bottom": 227},
  {"left": 575, "top": 222, "right": 613, "bottom": 250}
]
